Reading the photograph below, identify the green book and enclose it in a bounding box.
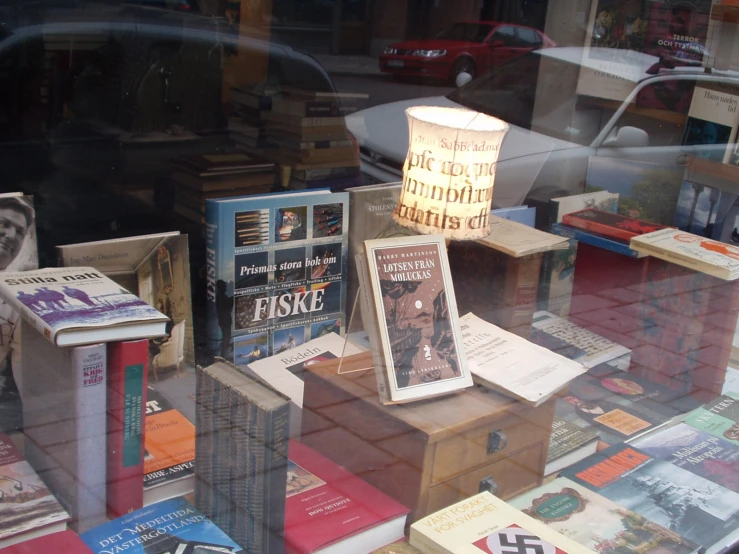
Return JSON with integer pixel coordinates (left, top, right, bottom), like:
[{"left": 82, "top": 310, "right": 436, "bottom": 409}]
[{"left": 685, "top": 392, "right": 739, "bottom": 446}]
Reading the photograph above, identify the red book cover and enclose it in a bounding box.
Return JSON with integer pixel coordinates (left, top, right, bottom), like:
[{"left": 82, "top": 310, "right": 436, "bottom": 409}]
[
  {"left": 562, "top": 209, "right": 668, "bottom": 242},
  {"left": 106, "top": 339, "right": 148, "bottom": 518},
  {"left": 285, "top": 440, "right": 410, "bottom": 554},
  {"left": 4, "top": 530, "right": 93, "bottom": 554}
]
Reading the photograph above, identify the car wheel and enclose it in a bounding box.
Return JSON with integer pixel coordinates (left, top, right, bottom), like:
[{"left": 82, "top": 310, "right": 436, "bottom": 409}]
[{"left": 450, "top": 57, "right": 475, "bottom": 83}]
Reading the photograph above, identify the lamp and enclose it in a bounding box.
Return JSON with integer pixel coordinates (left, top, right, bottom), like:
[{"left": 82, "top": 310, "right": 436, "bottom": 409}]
[{"left": 392, "top": 106, "right": 508, "bottom": 241}]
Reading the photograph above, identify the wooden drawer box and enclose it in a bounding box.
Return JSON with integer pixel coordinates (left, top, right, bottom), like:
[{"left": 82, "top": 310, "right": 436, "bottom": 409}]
[{"left": 301, "top": 352, "right": 555, "bottom": 524}]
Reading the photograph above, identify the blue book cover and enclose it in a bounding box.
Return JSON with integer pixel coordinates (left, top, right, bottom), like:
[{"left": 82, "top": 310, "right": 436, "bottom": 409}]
[
  {"left": 561, "top": 443, "right": 739, "bottom": 550},
  {"left": 632, "top": 422, "right": 739, "bottom": 493},
  {"left": 80, "top": 497, "right": 243, "bottom": 554},
  {"left": 206, "top": 191, "right": 349, "bottom": 366},
  {"left": 490, "top": 205, "right": 536, "bottom": 227},
  {"left": 551, "top": 222, "right": 646, "bottom": 258}
]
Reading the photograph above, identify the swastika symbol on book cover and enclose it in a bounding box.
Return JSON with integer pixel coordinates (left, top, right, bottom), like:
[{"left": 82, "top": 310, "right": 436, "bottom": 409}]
[{"left": 473, "top": 525, "right": 560, "bottom": 554}]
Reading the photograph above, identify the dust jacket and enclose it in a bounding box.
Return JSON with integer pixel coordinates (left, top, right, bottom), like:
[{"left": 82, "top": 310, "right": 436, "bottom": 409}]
[{"left": 363, "top": 234, "right": 472, "bottom": 404}]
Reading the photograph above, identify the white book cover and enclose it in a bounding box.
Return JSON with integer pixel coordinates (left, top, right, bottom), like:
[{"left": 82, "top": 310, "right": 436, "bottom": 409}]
[
  {"left": 630, "top": 227, "right": 739, "bottom": 280},
  {"left": 478, "top": 216, "right": 568, "bottom": 258},
  {"left": 532, "top": 311, "right": 631, "bottom": 369},
  {"left": 0, "top": 267, "right": 168, "bottom": 346},
  {"left": 460, "top": 313, "right": 586, "bottom": 406},
  {"left": 245, "top": 332, "right": 362, "bottom": 437},
  {"left": 684, "top": 84, "right": 739, "bottom": 164},
  {"left": 21, "top": 320, "right": 107, "bottom": 533}
]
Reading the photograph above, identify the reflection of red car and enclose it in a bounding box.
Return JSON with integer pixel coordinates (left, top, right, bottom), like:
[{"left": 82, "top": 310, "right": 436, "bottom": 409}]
[{"left": 379, "top": 21, "right": 555, "bottom": 83}]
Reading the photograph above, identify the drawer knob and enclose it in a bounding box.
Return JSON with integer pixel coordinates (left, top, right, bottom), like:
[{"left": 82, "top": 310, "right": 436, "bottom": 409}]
[
  {"left": 479, "top": 477, "right": 499, "bottom": 496},
  {"left": 487, "top": 430, "right": 508, "bottom": 454}
]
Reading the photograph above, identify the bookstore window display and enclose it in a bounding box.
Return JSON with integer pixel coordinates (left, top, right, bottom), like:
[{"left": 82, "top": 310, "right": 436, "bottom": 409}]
[{"left": 4, "top": 1, "right": 739, "bottom": 554}]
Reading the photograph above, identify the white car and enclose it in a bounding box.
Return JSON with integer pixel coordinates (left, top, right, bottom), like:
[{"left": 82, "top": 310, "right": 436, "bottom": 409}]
[{"left": 347, "top": 47, "right": 739, "bottom": 209}]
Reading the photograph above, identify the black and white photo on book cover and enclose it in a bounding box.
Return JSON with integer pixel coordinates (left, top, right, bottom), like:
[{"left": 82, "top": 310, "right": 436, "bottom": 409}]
[{"left": 364, "top": 234, "right": 472, "bottom": 402}]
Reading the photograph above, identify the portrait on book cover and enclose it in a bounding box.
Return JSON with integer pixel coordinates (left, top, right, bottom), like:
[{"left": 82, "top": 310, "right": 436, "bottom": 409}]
[{"left": 285, "top": 460, "right": 325, "bottom": 498}]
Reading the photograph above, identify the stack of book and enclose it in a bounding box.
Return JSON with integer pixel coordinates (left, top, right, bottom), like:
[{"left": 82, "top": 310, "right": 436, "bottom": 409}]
[
  {"left": 171, "top": 153, "right": 277, "bottom": 227},
  {"left": 228, "top": 83, "right": 281, "bottom": 152}
]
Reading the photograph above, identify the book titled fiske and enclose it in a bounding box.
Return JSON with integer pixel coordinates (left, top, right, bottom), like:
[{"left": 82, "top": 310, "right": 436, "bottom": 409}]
[
  {"left": 80, "top": 497, "right": 244, "bottom": 554},
  {"left": 205, "top": 190, "right": 349, "bottom": 366},
  {"left": 0, "top": 433, "right": 70, "bottom": 549},
  {"left": 0, "top": 267, "right": 168, "bottom": 346}
]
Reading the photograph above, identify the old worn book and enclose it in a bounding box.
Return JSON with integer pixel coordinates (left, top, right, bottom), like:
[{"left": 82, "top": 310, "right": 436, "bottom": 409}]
[
  {"left": 561, "top": 444, "right": 739, "bottom": 553},
  {"left": 261, "top": 111, "right": 346, "bottom": 129},
  {"left": 409, "top": 492, "right": 594, "bottom": 554},
  {"left": 562, "top": 209, "right": 668, "bottom": 242},
  {"left": 511, "top": 477, "right": 701, "bottom": 554},
  {"left": 478, "top": 216, "right": 569, "bottom": 257},
  {"left": 0, "top": 267, "right": 168, "bottom": 347},
  {"left": 630, "top": 228, "right": 739, "bottom": 280},
  {"left": 196, "top": 359, "right": 290, "bottom": 554},
  {"left": 0, "top": 432, "right": 70, "bottom": 549},
  {"left": 459, "top": 313, "right": 586, "bottom": 406},
  {"left": 359, "top": 234, "right": 473, "bottom": 404},
  {"left": 174, "top": 152, "right": 275, "bottom": 176},
  {"left": 545, "top": 415, "right": 599, "bottom": 476}
]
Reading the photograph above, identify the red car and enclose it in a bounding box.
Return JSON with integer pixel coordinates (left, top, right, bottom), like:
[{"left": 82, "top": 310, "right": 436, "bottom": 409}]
[{"left": 380, "top": 21, "right": 555, "bottom": 83}]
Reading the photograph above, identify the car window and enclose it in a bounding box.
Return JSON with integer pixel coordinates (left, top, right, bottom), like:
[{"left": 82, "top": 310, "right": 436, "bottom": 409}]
[
  {"left": 517, "top": 28, "right": 542, "bottom": 48},
  {"left": 436, "top": 23, "right": 494, "bottom": 42},
  {"left": 490, "top": 26, "right": 517, "bottom": 47}
]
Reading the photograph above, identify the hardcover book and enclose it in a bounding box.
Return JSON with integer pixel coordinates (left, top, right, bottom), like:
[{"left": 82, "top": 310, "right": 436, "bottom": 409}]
[
  {"left": 196, "top": 359, "right": 290, "bottom": 554},
  {"left": 285, "top": 440, "right": 409, "bottom": 554},
  {"left": 80, "top": 497, "right": 244, "bottom": 554},
  {"left": 4, "top": 530, "right": 93, "bottom": 553},
  {"left": 630, "top": 227, "right": 739, "bottom": 280},
  {"left": 459, "top": 313, "right": 586, "bottom": 406},
  {"left": 21, "top": 320, "right": 107, "bottom": 532},
  {"left": 510, "top": 477, "right": 700, "bottom": 554},
  {"left": 360, "top": 234, "right": 473, "bottom": 404},
  {"left": 205, "top": 190, "right": 349, "bottom": 366},
  {"left": 551, "top": 223, "right": 647, "bottom": 258},
  {"left": 685, "top": 392, "right": 739, "bottom": 446},
  {"left": 632, "top": 422, "right": 739, "bottom": 492},
  {"left": 548, "top": 191, "right": 619, "bottom": 225},
  {"left": 409, "top": 491, "right": 593, "bottom": 554},
  {"left": 0, "top": 267, "right": 168, "bottom": 346},
  {"left": 561, "top": 209, "right": 668, "bottom": 242},
  {"left": 682, "top": 84, "right": 739, "bottom": 164},
  {"left": 245, "top": 332, "right": 363, "bottom": 437},
  {"left": 561, "top": 444, "right": 739, "bottom": 551},
  {"left": 673, "top": 180, "right": 735, "bottom": 239},
  {"left": 0, "top": 432, "right": 70, "bottom": 549},
  {"left": 143, "top": 384, "right": 195, "bottom": 505},
  {"left": 545, "top": 415, "right": 599, "bottom": 476},
  {"left": 58, "top": 232, "right": 195, "bottom": 363}
]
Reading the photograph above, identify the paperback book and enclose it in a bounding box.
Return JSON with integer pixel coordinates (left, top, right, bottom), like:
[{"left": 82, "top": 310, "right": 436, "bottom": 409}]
[
  {"left": 80, "top": 497, "right": 244, "bottom": 554},
  {"left": 511, "top": 477, "right": 700, "bottom": 554},
  {"left": 561, "top": 444, "right": 739, "bottom": 551},
  {"left": 685, "top": 392, "right": 739, "bottom": 446},
  {"left": 359, "top": 234, "right": 473, "bottom": 404},
  {"left": 0, "top": 267, "right": 168, "bottom": 346},
  {"left": 545, "top": 415, "right": 599, "bottom": 476},
  {"left": 548, "top": 190, "right": 619, "bottom": 225},
  {"left": 205, "top": 190, "right": 349, "bottom": 366},
  {"left": 682, "top": 84, "right": 739, "bottom": 164}
]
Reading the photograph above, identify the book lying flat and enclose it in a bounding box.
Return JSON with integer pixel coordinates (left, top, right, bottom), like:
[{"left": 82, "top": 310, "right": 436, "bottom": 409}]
[
  {"left": 562, "top": 209, "right": 668, "bottom": 242},
  {"left": 479, "top": 216, "right": 569, "bottom": 257}
]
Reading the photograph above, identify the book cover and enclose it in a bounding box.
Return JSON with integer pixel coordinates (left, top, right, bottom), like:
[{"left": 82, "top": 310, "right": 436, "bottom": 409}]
[
  {"left": 562, "top": 209, "right": 668, "bottom": 242},
  {"left": 106, "top": 340, "right": 148, "bottom": 518},
  {"left": 143, "top": 384, "right": 195, "bottom": 502},
  {"left": 531, "top": 311, "right": 631, "bottom": 369},
  {"left": 673, "top": 180, "right": 734, "bottom": 239},
  {"left": 245, "top": 332, "right": 363, "bottom": 437},
  {"left": 561, "top": 444, "right": 739, "bottom": 549},
  {"left": 477, "top": 216, "right": 569, "bottom": 257},
  {"left": 80, "top": 497, "right": 244, "bottom": 554},
  {"left": 490, "top": 205, "right": 536, "bottom": 227},
  {"left": 205, "top": 190, "right": 349, "bottom": 366},
  {"left": 685, "top": 392, "right": 739, "bottom": 446},
  {"left": 0, "top": 268, "right": 168, "bottom": 347},
  {"left": 4, "top": 530, "right": 93, "bottom": 553},
  {"left": 410, "top": 491, "right": 593, "bottom": 554},
  {"left": 682, "top": 85, "right": 739, "bottom": 164},
  {"left": 196, "top": 359, "right": 290, "bottom": 554},
  {"left": 0, "top": 432, "right": 70, "bottom": 548},
  {"left": 549, "top": 191, "right": 619, "bottom": 225},
  {"left": 511, "top": 477, "right": 700, "bottom": 554},
  {"left": 459, "top": 313, "right": 586, "bottom": 406},
  {"left": 546, "top": 415, "right": 599, "bottom": 475},
  {"left": 632, "top": 422, "right": 739, "bottom": 492},
  {"left": 630, "top": 227, "right": 739, "bottom": 280},
  {"left": 370, "top": 541, "right": 422, "bottom": 554},
  {"left": 584, "top": 157, "right": 682, "bottom": 224},
  {"left": 0, "top": 194, "right": 37, "bottom": 434},
  {"left": 285, "top": 440, "right": 409, "bottom": 554},
  {"left": 363, "top": 234, "right": 473, "bottom": 404},
  {"left": 21, "top": 321, "right": 107, "bottom": 532},
  {"left": 551, "top": 223, "right": 647, "bottom": 259},
  {"left": 58, "top": 233, "right": 195, "bottom": 364}
]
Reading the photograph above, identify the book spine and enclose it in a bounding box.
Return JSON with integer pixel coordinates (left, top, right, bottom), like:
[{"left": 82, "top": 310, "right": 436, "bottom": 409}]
[
  {"left": 262, "top": 403, "right": 289, "bottom": 554},
  {"left": 552, "top": 223, "right": 642, "bottom": 258},
  {"left": 205, "top": 202, "right": 222, "bottom": 358},
  {"left": 630, "top": 239, "right": 732, "bottom": 280},
  {"left": 73, "top": 343, "right": 108, "bottom": 532},
  {"left": 562, "top": 213, "right": 637, "bottom": 241},
  {"left": 106, "top": 340, "right": 148, "bottom": 518},
  {"left": 509, "top": 253, "right": 542, "bottom": 338}
]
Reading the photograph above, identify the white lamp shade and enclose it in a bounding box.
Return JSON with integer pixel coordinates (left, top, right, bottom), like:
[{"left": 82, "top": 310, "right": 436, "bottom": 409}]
[{"left": 393, "top": 106, "right": 509, "bottom": 241}]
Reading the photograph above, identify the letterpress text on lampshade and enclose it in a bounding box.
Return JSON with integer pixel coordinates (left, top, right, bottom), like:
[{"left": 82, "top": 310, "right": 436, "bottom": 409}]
[{"left": 392, "top": 106, "right": 509, "bottom": 241}]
